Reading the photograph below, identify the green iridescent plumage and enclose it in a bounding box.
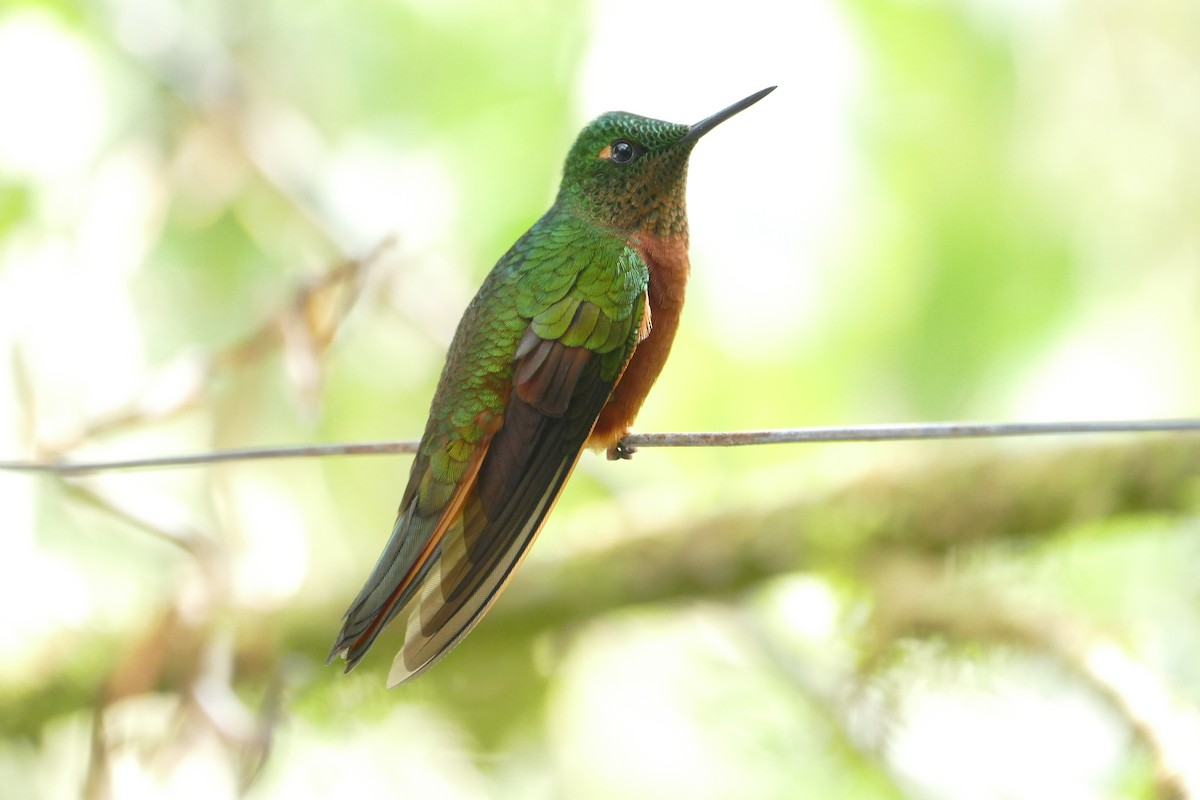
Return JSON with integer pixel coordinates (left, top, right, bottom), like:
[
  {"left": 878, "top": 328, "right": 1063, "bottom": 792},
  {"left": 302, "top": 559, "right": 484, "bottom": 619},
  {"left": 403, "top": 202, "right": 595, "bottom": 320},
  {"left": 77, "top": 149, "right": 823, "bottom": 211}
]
[
  {"left": 558, "top": 113, "right": 693, "bottom": 237},
  {"left": 329, "top": 87, "right": 775, "bottom": 686},
  {"left": 415, "top": 211, "right": 648, "bottom": 513}
]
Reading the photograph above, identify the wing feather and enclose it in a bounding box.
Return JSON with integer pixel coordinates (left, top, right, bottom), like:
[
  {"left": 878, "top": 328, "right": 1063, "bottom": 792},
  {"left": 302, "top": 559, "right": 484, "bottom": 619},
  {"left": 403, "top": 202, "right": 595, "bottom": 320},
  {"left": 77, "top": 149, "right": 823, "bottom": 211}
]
[
  {"left": 327, "top": 443, "right": 491, "bottom": 668},
  {"left": 387, "top": 320, "right": 632, "bottom": 684},
  {"left": 330, "top": 228, "right": 650, "bottom": 685}
]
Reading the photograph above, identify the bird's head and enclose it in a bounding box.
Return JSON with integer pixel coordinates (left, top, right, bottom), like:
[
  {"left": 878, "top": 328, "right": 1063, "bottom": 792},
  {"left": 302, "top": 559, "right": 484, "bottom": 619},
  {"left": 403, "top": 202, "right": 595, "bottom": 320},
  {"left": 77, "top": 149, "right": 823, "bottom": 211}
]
[{"left": 556, "top": 86, "right": 775, "bottom": 237}]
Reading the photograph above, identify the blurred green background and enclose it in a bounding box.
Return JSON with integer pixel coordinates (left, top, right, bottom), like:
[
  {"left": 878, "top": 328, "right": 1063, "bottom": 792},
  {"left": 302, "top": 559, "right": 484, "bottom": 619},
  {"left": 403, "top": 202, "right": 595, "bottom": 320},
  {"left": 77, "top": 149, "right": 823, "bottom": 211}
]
[{"left": 1, "top": 0, "right": 1198, "bottom": 797}]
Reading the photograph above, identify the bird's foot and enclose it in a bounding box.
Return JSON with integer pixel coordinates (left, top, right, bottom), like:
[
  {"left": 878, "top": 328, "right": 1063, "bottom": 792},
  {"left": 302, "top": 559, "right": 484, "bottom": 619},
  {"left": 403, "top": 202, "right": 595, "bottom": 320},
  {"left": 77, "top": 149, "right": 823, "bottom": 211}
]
[{"left": 607, "top": 438, "right": 637, "bottom": 461}]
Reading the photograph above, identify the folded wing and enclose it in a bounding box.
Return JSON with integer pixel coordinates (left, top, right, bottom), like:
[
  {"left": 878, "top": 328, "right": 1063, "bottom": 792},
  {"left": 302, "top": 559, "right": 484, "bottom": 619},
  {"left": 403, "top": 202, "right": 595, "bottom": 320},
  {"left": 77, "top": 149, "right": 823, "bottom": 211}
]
[{"left": 329, "top": 287, "right": 646, "bottom": 686}]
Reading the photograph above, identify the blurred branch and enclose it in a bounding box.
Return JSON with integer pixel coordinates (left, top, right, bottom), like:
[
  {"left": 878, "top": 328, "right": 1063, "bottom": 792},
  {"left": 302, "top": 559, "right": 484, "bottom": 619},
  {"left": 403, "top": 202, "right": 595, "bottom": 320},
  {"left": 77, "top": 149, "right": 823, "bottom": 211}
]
[
  {"left": 61, "top": 482, "right": 210, "bottom": 557},
  {"left": 4, "top": 436, "right": 1197, "bottom": 748},
  {"left": 90, "top": 4, "right": 345, "bottom": 256},
  {"left": 3, "top": 418, "right": 1198, "bottom": 474},
  {"left": 736, "top": 609, "right": 908, "bottom": 798},
  {"left": 495, "top": 436, "right": 1200, "bottom": 626},
  {"left": 10, "top": 346, "right": 38, "bottom": 453},
  {"left": 29, "top": 237, "right": 392, "bottom": 459},
  {"left": 1078, "top": 643, "right": 1200, "bottom": 800},
  {"left": 84, "top": 621, "right": 287, "bottom": 799},
  {"left": 868, "top": 554, "right": 1200, "bottom": 800},
  {"left": 64, "top": 488, "right": 282, "bottom": 797}
]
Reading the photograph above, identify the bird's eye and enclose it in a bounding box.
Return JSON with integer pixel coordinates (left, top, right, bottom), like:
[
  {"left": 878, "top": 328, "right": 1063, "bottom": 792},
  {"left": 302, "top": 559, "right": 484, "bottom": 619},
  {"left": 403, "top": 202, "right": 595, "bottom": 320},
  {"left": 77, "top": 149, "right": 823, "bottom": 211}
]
[{"left": 609, "top": 139, "right": 637, "bottom": 164}]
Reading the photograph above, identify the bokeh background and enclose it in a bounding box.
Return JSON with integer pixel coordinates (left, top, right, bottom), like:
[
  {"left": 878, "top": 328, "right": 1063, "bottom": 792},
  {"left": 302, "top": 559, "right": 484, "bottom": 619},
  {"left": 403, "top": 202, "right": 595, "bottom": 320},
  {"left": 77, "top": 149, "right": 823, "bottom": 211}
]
[{"left": 1, "top": 0, "right": 1199, "bottom": 797}]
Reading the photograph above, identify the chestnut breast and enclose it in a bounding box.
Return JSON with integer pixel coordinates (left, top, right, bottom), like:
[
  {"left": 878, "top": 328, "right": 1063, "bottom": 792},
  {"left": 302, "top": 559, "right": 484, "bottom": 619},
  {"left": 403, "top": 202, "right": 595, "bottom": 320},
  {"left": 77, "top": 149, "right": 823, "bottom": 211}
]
[{"left": 587, "top": 234, "right": 691, "bottom": 450}]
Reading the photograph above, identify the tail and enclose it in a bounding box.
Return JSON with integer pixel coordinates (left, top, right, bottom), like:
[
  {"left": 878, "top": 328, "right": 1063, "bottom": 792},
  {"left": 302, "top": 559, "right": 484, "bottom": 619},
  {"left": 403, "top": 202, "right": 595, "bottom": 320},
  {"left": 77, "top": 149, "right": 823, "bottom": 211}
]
[{"left": 326, "top": 502, "right": 436, "bottom": 671}]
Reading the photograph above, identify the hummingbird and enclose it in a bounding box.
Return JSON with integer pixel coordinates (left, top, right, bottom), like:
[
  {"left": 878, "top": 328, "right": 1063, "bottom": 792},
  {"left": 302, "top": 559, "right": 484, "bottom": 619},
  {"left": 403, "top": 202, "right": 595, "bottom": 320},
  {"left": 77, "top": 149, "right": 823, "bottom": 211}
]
[{"left": 329, "top": 86, "right": 776, "bottom": 686}]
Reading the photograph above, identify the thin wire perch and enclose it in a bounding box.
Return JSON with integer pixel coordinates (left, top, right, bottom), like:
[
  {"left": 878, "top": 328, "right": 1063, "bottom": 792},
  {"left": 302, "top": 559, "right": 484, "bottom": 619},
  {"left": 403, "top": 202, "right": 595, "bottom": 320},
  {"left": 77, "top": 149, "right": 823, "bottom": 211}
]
[{"left": 1, "top": 418, "right": 1198, "bottom": 475}]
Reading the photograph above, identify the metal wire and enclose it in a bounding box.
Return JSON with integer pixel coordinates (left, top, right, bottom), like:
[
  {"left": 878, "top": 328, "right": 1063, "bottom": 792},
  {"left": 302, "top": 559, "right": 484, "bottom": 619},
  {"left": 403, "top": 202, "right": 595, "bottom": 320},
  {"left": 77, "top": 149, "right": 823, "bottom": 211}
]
[{"left": 1, "top": 418, "right": 1197, "bottom": 475}]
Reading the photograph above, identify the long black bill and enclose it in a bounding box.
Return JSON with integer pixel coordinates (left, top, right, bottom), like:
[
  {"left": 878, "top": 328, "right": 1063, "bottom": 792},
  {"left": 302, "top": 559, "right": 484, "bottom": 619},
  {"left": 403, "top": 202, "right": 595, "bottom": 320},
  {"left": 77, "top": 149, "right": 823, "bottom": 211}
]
[{"left": 681, "top": 86, "right": 776, "bottom": 143}]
